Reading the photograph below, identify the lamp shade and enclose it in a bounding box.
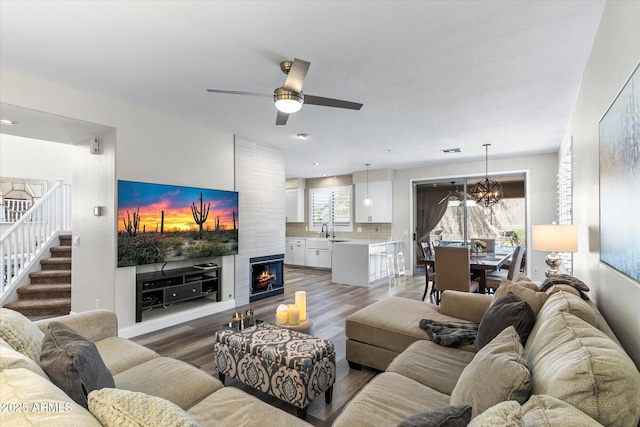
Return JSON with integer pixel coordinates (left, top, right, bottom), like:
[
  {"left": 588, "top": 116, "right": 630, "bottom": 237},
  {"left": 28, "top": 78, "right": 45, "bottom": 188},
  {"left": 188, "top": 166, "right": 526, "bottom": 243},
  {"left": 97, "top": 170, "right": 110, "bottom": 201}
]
[{"left": 532, "top": 224, "right": 578, "bottom": 252}]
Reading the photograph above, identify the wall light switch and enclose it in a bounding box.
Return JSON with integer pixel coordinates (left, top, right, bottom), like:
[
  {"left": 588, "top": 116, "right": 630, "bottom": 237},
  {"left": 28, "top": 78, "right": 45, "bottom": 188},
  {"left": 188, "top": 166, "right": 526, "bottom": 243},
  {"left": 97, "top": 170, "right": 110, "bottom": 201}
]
[
  {"left": 93, "top": 206, "right": 102, "bottom": 216},
  {"left": 73, "top": 237, "right": 80, "bottom": 246},
  {"left": 357, "top": 227, "right": 362, "bottom": 233}
]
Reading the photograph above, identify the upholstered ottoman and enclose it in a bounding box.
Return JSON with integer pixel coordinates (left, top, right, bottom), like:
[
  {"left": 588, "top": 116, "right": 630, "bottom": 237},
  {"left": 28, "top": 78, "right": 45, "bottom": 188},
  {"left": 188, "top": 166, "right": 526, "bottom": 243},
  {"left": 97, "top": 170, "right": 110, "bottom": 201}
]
[{"left": 214, "top": 323, "right": 335, "bottom": 419}]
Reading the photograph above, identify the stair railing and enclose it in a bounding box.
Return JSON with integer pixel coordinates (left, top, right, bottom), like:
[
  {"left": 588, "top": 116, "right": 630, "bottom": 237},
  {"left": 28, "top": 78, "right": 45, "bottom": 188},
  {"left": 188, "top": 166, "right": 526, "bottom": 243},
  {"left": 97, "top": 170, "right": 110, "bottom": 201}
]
[{"left": 1, "top": 180, "right": 72, "bottom": 299}]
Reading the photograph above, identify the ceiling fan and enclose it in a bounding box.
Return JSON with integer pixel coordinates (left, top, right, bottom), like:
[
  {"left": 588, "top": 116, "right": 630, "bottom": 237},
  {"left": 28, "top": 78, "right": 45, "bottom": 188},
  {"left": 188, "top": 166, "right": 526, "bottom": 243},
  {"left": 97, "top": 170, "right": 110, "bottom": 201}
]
[
  {"left": 438, "top": 182, "right": 469, "bottom": 205},
  {"left": 206, "top": 58, "right": 363, "bottom": 126}
]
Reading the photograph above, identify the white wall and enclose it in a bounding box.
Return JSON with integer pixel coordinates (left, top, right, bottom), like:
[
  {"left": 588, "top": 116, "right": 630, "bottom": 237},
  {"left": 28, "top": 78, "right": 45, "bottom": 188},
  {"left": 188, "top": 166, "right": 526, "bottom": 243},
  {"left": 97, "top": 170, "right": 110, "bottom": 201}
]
[
  {"left": 0, "top": 134, "right": 74, "bottom": 234},
  {"left": 0, "top": 134, "right": 73, "bottom": 185},
  {"left": 559, "top": 1, "right": 640, "bottom": 367},
  {"left": 1, "top": 69, "right": 235, "bottom": 330},
  {"left": 392, "top": 153, "right": 559, "bottom": 279}
]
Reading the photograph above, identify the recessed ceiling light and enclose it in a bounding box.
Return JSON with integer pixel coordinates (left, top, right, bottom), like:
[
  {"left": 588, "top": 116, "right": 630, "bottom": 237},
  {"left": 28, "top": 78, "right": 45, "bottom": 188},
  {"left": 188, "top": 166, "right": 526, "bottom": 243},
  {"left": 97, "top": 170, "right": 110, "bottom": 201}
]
[
  {"left": 313, "top": 162, "right": 320, "bottom": 166},
  {"left": 322, "top": 174, "right": 327, "bottom": 177},
  {"left": 296, "top": 133, "right": 311, "bottom": 140},
  {"left": 0, "top": 119, "right": 18, "bottom": 125}
]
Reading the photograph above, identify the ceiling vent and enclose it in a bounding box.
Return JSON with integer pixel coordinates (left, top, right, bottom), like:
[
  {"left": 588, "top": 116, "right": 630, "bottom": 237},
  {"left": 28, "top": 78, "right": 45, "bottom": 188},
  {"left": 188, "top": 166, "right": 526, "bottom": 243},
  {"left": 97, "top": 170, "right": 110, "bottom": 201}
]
[{"left": 441, "top": 148, "right": 461, "bottom": 153}]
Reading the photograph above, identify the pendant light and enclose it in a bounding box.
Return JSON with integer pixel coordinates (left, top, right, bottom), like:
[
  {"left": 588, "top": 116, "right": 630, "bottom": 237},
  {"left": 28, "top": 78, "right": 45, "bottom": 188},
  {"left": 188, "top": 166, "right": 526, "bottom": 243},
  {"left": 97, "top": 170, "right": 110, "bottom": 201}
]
[
  {"left": 470, "top": 144, "right": 503, "bottom": 207},
  {"left": 363, "top": 163, "right": 373, "bottom": 207}
]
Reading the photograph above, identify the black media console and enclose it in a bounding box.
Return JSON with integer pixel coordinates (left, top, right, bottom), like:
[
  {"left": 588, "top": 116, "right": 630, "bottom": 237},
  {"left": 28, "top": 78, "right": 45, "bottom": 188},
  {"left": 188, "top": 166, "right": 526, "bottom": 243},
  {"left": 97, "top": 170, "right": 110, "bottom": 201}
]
[{"left": 135, "top": 265, "right": 220, "bottom": 323}]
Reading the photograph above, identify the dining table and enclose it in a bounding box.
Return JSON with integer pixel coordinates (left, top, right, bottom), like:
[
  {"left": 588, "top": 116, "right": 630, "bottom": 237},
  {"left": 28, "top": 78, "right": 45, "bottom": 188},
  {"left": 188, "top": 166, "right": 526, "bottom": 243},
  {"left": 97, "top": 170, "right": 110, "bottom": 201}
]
[{"left": 420, "top": 251, "right": 512, "bottom": 296}]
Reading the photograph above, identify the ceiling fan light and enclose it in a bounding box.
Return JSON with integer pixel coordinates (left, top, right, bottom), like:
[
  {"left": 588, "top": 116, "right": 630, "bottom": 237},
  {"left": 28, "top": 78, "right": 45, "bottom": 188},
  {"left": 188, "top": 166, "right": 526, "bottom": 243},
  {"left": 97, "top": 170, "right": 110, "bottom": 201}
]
[{"left": 274, "top": 88, "right": 304, "bottom": 113}]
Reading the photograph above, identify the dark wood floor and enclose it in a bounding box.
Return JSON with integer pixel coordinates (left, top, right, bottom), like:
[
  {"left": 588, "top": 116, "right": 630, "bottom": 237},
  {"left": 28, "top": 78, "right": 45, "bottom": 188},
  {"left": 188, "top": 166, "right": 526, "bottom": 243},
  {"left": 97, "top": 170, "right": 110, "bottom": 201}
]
[{"left": 131, "top": 267, "right": 431, "bottom": 426}]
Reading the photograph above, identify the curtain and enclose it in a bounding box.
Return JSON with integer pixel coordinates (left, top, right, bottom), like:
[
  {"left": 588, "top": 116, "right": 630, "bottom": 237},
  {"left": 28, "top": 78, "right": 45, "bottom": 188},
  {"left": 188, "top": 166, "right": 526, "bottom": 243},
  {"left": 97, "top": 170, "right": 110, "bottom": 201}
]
[{"left": 416, "top": 188, "right": 449, "bottom": 254}]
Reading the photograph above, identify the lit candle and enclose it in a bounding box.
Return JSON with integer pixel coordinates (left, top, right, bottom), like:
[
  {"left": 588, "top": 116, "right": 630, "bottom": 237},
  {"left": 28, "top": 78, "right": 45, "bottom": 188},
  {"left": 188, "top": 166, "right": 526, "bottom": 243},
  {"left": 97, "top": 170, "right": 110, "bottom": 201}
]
[
  {"left": 231, "top": 312, "right": 242, "bottom": 330},
  {"left": 295, "top": 291, "right": 307, "bottom": 322},
  {"left": 276, "top": 304, "right": 289, "bottom": 325},
  {"left": 288, "top": 304, "right": 300, "bottom": 325}
]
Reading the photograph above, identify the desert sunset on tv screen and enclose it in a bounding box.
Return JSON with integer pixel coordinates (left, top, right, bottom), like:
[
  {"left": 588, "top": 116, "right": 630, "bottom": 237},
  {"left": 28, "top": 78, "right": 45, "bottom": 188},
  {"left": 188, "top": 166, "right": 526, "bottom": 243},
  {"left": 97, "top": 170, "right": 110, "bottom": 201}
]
[{"left": 117, "top": 180, "right": 238, "bottom": 267}]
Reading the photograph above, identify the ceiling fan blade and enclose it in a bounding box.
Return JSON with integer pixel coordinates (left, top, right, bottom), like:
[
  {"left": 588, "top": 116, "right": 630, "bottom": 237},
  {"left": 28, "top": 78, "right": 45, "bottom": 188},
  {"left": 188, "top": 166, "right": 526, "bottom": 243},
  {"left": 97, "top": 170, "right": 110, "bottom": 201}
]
[
  {"left": 275, "top": 110, "right": 289, "bottom": 126},
  {"left": 304, "top": 95, "right": 363, "bottom": 110},
  {"left": 283, "top": 58, "right": 310, "bottom": 93},
  {"left": 206, "top": 89, "right": 272, "bottom": 98}
]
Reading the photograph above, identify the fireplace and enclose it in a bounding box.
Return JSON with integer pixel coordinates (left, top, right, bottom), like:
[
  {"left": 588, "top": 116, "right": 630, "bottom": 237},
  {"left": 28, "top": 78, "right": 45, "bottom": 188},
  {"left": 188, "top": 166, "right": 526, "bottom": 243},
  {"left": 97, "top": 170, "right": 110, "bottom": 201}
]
[{"left": 249, "top": 254, "right": 284, "bottom": 302}]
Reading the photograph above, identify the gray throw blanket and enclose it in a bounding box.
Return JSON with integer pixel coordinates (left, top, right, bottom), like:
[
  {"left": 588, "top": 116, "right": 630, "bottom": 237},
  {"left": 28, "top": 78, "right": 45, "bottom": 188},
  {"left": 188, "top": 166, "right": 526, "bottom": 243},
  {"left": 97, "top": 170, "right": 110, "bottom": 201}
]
[
  {"left": 539, "top": 274, "right": 590, "bottom": 300},
  {"left": 419, "top": 319, "right": 479, "bottom": 348}
]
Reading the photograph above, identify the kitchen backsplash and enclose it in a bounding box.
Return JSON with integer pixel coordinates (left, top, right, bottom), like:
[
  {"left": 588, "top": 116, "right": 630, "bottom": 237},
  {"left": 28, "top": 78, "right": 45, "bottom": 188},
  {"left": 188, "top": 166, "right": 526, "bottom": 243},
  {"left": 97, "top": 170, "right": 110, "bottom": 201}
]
[{"left": 286, "top": 222, "right": 393, "bottom": 240}]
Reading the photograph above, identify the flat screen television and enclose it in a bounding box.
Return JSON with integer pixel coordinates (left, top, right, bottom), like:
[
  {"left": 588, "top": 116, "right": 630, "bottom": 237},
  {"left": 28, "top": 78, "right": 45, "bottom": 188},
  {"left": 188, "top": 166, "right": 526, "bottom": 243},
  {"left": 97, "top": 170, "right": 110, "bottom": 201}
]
[{"left": 117, "top": 180, "right": 238, "bottom": 268}]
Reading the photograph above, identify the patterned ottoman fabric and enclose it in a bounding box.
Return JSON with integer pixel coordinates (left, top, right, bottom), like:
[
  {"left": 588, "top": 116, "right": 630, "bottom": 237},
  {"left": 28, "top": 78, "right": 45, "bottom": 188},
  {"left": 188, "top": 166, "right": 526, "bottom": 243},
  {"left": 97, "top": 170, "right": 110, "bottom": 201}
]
[{"left": 214, "top": 323, "right": 336, "bottom": 415}]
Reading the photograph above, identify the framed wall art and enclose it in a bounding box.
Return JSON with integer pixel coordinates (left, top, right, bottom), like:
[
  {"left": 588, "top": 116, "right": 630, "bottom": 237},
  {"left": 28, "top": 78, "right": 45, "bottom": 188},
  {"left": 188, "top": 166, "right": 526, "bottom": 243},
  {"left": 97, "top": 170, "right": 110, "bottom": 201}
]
[{"left": 599, "top": 62, "right": 640, "bottom": 283}]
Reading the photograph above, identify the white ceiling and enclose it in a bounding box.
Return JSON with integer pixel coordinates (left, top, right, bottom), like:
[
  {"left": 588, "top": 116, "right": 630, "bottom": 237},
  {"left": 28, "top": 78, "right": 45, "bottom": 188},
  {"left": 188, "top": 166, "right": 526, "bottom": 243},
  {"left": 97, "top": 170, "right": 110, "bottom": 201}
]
[{"left": 0, "top": 1, "right": 605, "bottom": 178}]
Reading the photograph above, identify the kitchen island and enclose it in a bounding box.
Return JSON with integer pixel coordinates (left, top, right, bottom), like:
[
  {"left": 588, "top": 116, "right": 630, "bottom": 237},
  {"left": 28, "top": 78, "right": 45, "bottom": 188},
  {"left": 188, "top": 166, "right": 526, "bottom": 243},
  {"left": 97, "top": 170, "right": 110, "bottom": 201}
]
[{"left": 331, "top": 239, "right": 401, "bottom": 287}]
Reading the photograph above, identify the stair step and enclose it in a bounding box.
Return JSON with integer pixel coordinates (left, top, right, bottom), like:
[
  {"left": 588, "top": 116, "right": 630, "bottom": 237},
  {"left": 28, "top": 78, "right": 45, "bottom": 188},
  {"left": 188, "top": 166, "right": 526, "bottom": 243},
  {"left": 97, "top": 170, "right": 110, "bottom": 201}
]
[
  {"left": 50, "top": 246, "right": 72, "bottom": 257},
  {"left": 29, "top": 270, "right": 72, "bottom": 284},
  {"left": 17, "top": 283, "right": 71, "bottom": 299},
  {"left": 40, "top": 257, "right": 72, "bottom": 270},
  {"left": 3, "top": 298, "right": 71, "bottom": 319},
  {"left": 59, "top": 235, "right": 73, "bottom": 247}
]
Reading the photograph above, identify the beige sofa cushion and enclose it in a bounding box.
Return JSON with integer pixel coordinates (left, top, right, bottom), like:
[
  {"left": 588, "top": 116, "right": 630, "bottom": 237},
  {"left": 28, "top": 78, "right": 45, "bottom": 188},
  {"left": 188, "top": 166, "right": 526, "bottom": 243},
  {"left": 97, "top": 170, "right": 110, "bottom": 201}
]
[
  {"left": 88, "top": 388, "right": 199, "bottom": 427},
  {"left": 332, "top": 372, "right": 450, "bottom": 427},
  {"left": 526, "top": 311, "right": 640, "bottom": 427},
  {"left": 95, "top": 336, "right": 159, "bottom": 375},
  {"left": 187, "top": 386, "right": 312, "bottom": 426},
  {"left": 493, "top": 281, "right": 548, "bottom": 315},
  {"left": 0, "top": 368, "right": 102, "bottom": 426},
  {"left": 512, "top": 273, "right": 539, "bottom": 290},
  {"left": 0, "top": 338, "right": 49, "bottom": 379},
  {"left": 467, "top": 401, "right": 523, "bottom": 426},
  {"left": 524, "top": 290, "right": 597, "bottom": 354},
  {"left": 346, "top": 297, "right": 464, "bottom": 354},
  {"left": 114, "top": 356, "right": 223, "bottom": 410},
  {"left": 522, "top": 395, "right": 604, "bottom": 427},
  {"left": 0, "top": 308, "right": 45, "bottom": 362},
  {"left": 450, "top": 326, "right": 532, "bottom": 418},
  {"left": 386, "top": 339, "right": 475, "bottom": 395}
]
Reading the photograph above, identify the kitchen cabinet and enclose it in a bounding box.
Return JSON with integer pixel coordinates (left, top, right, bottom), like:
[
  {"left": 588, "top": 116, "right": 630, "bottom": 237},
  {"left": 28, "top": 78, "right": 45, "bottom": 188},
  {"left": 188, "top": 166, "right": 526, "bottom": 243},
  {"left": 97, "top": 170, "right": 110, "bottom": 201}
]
[
  {"left": 305, "top": 238, "right": 331, "bottom": 269},
  {"left": 285, "top": 239, "right": 306, "bottom": 266},
  {"left": 285, "top": 188, "right": 305, "bottom": 222},
  {"left": 355, "top": 181, "right": 392, "bottom": 223},
  {"left": 305, "top": 248, "right": 331, "bottom": 269}
]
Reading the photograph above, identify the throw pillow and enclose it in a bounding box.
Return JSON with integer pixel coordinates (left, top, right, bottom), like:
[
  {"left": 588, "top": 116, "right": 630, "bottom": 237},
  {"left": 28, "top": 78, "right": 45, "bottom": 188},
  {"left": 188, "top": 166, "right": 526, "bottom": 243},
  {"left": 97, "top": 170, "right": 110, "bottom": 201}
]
[
  {"left": 475, "top": 292, "right": 536, "bottom": 350},
  {"left": 398, "top": 404, "right": 472, "bottom": 427},
  {"left": 468, "top": 401, "right": 524, "bottom": 426},
  {"left": 493, "top": 281, "right": 548, "bottom": 315},
  {"left": 40, "top": 321, "right": 115, "bottom": 408},
  {"left": 0, "top": 308, "right": 45, "bottom": 362},
  {"left": 450, "top": 326, "right": 532, "bottom": 419},
  {"left": 512, "top": 273, "right": 539, "bottom": 290},
  {"left": 522, "top": 395, "right": 604, "bottom": 427},
  {"left": 88, "top": 388, "right": 200, "bottom": 427}
]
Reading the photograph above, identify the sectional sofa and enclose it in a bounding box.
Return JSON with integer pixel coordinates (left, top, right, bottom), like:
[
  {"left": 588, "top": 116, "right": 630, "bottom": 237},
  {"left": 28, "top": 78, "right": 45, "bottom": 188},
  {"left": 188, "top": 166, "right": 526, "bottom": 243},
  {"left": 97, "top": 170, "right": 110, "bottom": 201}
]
[
  {"left": 0, "top": 308, "right": 311, "bottom": 426},
  {"left": 335, "top": 275, "right": 640, "bottom": 426}
]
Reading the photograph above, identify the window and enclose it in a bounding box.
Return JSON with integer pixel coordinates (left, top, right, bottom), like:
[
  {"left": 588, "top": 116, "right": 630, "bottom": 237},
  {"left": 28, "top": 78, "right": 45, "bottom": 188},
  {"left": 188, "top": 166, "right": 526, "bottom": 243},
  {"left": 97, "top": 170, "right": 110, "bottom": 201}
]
[{"left": 309, "top": 186, "right": 353, "bottom": 232}]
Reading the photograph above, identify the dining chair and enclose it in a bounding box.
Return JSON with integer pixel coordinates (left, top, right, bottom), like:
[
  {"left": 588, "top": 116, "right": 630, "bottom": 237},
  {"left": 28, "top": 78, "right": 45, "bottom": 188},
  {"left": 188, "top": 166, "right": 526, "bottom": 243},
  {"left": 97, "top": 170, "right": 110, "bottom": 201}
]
[
  {"left": 485, "top": 244, "right": 525, "bottom": 291},
  {"left": 470, "top": 237, "right": 496, "bottom": 253},
  {"left": 433, "top": 246, "right": 479, "bottom": 304},
  {"left": 417, "top": 242, "right": 436, "bottom": 301}
]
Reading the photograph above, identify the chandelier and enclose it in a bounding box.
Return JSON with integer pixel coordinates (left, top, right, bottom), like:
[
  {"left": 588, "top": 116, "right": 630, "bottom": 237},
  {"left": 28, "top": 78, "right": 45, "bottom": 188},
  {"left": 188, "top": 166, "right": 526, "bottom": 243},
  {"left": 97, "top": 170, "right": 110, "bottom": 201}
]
[{"left": 470, "top": 144, "right": 503, "bottom": 207}]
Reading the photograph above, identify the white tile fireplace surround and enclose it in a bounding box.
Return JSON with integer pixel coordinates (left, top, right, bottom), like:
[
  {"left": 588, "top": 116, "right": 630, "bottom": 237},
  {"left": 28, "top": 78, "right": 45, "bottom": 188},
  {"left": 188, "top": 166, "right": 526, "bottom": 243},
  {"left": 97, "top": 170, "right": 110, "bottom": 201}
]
[{"left": 234, "top": 139, "right": 286, "bottom": 306}]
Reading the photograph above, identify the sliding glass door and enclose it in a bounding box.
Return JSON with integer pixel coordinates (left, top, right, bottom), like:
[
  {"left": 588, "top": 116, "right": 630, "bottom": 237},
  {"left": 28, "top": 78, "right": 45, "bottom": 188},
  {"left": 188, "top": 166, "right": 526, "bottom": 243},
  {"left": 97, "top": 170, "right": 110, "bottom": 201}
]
[{"left": 415, "top": 174, "right": 526, "bottom": 268}]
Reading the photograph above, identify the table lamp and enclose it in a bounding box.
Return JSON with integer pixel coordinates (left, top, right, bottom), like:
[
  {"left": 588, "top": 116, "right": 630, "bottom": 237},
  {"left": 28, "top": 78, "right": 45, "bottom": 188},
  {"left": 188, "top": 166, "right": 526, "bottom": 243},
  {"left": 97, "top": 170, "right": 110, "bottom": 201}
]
[{"left": 532, "top": 224, "right": 578, "bottom": 277}]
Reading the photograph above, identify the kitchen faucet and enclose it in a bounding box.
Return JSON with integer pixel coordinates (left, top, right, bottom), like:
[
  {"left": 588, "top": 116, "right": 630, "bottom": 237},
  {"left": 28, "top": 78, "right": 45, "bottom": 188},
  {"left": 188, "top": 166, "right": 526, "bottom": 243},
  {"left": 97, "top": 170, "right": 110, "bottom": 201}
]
[{"left": 321, "top": 223, "right": 329, "bottom": 238}]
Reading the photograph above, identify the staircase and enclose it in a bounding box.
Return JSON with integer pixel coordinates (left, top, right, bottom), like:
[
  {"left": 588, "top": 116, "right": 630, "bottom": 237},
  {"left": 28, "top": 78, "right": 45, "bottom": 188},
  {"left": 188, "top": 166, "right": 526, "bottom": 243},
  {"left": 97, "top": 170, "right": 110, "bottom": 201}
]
[{"left": 3, "top": 235, "right": 72, "bottom": 319}]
